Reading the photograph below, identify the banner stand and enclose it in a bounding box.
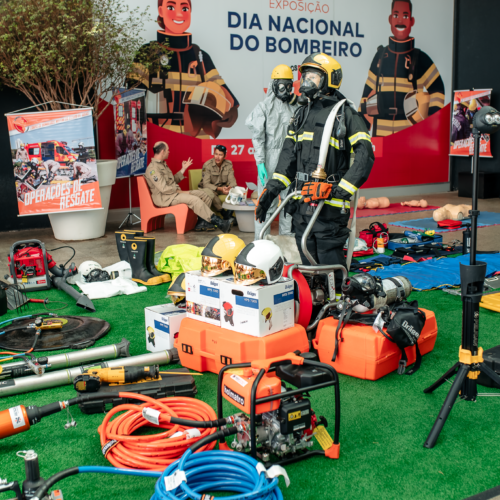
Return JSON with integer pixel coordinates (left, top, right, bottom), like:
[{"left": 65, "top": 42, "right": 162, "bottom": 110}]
[{"left": 119, "top": 175, "right": 141, "bottom": 228}]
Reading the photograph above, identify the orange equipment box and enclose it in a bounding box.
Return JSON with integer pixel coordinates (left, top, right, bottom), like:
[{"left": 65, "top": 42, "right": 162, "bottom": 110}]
[
  {"left": 313, "top": 308, "right": 437, "bottom": 380},
  {"left": 175, "top": 318, "right": 309, "bottom": 374}
]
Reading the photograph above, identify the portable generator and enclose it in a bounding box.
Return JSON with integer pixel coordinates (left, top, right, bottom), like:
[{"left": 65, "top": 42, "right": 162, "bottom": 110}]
[
  {"left": 7, "top": 240, "right": 54, "bottom": 291},
  {"left": 217, "top": 352, "right": 340, "bottom": 466}
]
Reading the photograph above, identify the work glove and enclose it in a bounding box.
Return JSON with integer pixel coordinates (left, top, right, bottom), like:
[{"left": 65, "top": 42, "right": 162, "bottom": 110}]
[
  {"left": 257, "top": 163, "right": 268, "bottom": 187},
  {"left": 301, "top": 182, "right": 332, "bottom": 203},
  {"left": 332, "top": 186, "right": 353, "bottom": 201},
  {"left": 255, "top": 188, "right": 273, "bottom": 223}
]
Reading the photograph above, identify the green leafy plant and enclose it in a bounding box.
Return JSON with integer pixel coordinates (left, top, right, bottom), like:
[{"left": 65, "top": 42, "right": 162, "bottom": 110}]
[{"left": 0, "top": 0, "right": 170, "bottom": 123}]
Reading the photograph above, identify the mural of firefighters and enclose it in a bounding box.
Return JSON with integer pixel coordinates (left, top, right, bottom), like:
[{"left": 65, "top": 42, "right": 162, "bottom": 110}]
[
  {"left": 358, "top": 0, "right": 446, "bottom": 137},
  {"left": 13, "top": 139, "right": 97, "bottom": 202},
  {"left": 127, "top": 0, "right": 239, "bottom": 139}
]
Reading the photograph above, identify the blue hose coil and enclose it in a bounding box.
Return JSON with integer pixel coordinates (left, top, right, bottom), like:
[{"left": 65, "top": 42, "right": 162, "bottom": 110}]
[{"left": 152, "top": 450, "right": 284, "bottom": 500}]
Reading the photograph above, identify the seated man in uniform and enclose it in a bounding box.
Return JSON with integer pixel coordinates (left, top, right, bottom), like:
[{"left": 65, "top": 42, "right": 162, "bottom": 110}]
[
  {"left": 144, "top": 142, "right": 231, "bottom": 233},
  {"left": 198, "top": 145, "right": 237, "bottom": 220}
]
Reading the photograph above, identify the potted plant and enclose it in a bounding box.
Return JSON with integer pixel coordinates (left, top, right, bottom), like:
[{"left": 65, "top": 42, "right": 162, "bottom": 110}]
[{"left": 0, "top": 0, "right": 169, "bottom": 240}]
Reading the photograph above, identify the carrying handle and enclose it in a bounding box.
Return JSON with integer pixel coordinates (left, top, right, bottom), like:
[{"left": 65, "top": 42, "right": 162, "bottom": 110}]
[{"left": 251, "top": 352, "right": 304, "bottom": 373}]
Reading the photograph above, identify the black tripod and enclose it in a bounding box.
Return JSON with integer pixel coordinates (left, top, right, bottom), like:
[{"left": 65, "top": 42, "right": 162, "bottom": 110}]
[{"left": 424, "top": 118, "right": 500, "bottom": 449}]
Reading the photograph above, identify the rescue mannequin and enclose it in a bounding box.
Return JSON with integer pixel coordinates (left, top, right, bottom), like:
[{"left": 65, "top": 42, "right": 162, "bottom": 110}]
[
  {"left": 256, "top": 53, "right": 374, "bottom": 297},
  {"left": 357, "top": 196, "right": 390, "bottom": 209},
  {"left": 433, "top": 204, "right": 472, "bottom": 222},
  {"left": 246, "top": 64, "right": 298, "bottom": 239},
  {"left": 401, "top": 200, "right": 428, "bottom": 207}
]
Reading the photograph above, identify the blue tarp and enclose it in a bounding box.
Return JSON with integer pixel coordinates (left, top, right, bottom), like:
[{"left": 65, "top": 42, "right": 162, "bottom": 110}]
[
  {"left": 390, "top": 212, "right": 500, "bottom": 233},
  {"left": 368, "top": 254, "right": 500, "bottom": 291}
]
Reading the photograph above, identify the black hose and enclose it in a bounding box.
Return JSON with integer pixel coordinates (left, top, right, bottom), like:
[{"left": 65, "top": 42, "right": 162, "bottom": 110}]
[
  {"left": 48, "top": 246, "right": 76, "bottom": 269},
  {"left": 189, "top": 426, "right": 238, "bottom": 453},
  {"left": 32, "top": 467, "right": 79, "bottom": 500}
]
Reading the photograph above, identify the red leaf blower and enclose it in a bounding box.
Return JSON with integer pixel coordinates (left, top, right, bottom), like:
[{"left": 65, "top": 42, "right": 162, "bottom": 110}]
[{"left": 6, "top": 240, "right": 95, "bottom": 312}]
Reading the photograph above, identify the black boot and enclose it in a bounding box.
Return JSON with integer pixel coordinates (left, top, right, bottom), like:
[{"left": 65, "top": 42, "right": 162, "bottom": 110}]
[
  {"left": 115, "top": 231, "right": 132, "bottom": 262},
  {"left": 140, "top": 237, "right": 171, "bottom": 283},
  {"left": 125, "top": 238, "right": 164, "bottom": 286},
  {"left": 220, "top": 208, "right": 234, "bottom": 220},
  {"left": 211, "top": 214, "right": 232, "bottom": 234},
  {"left": 195, "top": 217, "right": 216, "bottom": 232}
]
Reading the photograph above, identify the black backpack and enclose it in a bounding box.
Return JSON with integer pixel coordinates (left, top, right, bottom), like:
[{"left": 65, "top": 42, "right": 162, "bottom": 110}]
[{"left": 381, "top": 301, "right": 426, "bottom": 375}]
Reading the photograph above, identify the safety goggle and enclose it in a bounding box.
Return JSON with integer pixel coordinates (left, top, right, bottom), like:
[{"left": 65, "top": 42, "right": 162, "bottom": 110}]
[
  {"left": 234, "top": 263, "right": 266, "bottom": 286},
  {"left": 201, "top": 255, "right": 231, "bottom": 277}
]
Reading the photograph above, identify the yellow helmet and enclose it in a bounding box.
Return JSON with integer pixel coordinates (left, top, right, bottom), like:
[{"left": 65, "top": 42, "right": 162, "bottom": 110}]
[
  {"left": 271, "top": 64, "right": 293, "bottom": 80},
  {"left": 299, "top": 53, "right": 343, "bottom": 90},
  {"left": 262, "top": 307, "right": 273, "bottom": 321},
  {"left": 201, "top": 235, "right": 246, "bottom": 277},
  {"left": 469, "top": 99, "right": 478, "bottom": 112}
]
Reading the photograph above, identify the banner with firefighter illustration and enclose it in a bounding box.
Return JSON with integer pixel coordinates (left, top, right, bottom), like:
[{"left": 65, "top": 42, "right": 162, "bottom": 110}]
[
  {"left": 112, "top": 88, "right": 148, "bottom": 178},
  {"left": 6, "top": 108, "right": 102, "bottom": 216},
  {"left": 450, "top": 89, "right": 493, "bottom": 158}
]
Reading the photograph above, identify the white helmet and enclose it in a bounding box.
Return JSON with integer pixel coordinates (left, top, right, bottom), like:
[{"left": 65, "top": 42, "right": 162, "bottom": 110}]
[
  {"left": 79, "top": 142, "right": 84, "bottom": 148},
  {"left": 79, "top": 261, "right": 102, "bottom": 280},
  {"left": 234, "top": 240, "right": 284, "bottom": 286},
  {"left": 31, "top": 158, "right": 39, "bottom": 165}
]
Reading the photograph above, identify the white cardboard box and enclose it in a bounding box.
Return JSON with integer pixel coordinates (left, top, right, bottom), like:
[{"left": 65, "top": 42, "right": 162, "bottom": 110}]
[
  {"left": 145, "top": 304, "right": 186, "bottom": 351},
  {"left": 185, "top": 270, "right": 225, "bottom": 326},
  {"left": 219, "top": 278, "right": 295, "bottom": 337}
]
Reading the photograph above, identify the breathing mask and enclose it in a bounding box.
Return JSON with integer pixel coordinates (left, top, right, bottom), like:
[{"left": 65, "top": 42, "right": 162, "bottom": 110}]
[
  {"left": 299, "top": 69, "right": 324, "bottom": 99},
  {"left": 272, "top": 79, "right": 294, "bottom": 102}
]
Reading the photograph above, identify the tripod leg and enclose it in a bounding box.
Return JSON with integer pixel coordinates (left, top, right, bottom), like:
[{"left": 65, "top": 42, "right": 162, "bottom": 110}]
[
  {"left": 479, "top": 363, "right": 500, "bottom": 388},
  {"left": 424, "top": 363, "right": 469, "bottom": 449},
  {"left": 423, "top": 362, "right": 460, "bottom": 394}
]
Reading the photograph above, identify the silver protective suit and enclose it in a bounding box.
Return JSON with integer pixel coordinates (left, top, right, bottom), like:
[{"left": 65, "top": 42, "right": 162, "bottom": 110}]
[{"left": 245, "top": 83, "right": 297, "bottom": 239}]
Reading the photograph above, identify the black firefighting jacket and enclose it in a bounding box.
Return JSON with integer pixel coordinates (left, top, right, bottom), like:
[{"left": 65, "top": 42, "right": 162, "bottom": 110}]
[{"left": 265, "top": 92, "right": 374, "bottom": 220}]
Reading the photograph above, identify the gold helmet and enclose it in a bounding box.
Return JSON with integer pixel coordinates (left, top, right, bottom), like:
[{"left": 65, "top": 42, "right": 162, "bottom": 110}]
[
  {"left": 271, "top": 64, "right": 293, "bottom": 80},
  {"left": 469, "top": 99, "right": 478, "bottom": 112},
  {"left": 201, "top": 235, "right": 246, "bottom": 277},
  {"left": 299, "top": 53, "right": 343, "bottom": 91}
]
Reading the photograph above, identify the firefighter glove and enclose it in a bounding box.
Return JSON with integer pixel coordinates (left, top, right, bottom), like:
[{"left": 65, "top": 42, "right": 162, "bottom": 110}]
[
  {"left": 301, "top": 182, "right": 332, "bottom": 203},
  {"left": 255, "top": 188, "right": 273, "bottom": 223}
]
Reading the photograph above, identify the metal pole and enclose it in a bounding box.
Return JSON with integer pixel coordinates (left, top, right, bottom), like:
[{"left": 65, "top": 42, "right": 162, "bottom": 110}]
[
  {"left": 0, "top": 339, "right": 130, "bottom": 379},
  {"left": 0, "top": 349, "right": 178, "bottom": 398},
  {"left": 300, "top": 200, "right": 325, "bottom": 266},
  {"left": 470, "top": 130, "right": 480, "bottom": 266}
]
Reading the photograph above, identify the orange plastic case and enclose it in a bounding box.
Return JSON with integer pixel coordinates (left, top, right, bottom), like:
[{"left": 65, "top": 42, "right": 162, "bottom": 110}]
[
  {"left": 175, "top": 318, "right": 309, "bottom": 374},
  {"left": 313, "top": 308, "right": 438, "bottom": 380}
]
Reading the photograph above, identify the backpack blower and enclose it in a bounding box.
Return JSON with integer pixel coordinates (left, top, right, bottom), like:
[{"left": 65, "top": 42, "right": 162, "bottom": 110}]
[{"left": 6, "top": 240, "right": 95, "bottom": 312}]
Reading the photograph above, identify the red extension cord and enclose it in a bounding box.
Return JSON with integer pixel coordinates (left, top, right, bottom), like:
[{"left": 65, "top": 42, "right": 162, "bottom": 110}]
[{"left": 97, "top": 393, "right": 218, "bottom": 471}]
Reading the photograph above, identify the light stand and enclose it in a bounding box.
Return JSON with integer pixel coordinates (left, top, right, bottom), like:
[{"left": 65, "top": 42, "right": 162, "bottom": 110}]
[
  {"left": 423, "top": 107, "right": 500, "bottom": 448},
  {"left": 119, "top": 175, "right": 141, "bottom": 228}
]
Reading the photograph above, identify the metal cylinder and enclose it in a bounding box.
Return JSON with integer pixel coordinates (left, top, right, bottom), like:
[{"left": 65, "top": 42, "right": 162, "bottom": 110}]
[
  {"left": 0, "top": 349, "right": 177, "bottom": 398},
  {"left": 372, "top": 277, "right": 412, "bottom": 309},
  {"left": 0, "top": 339, "right": 130, "bottom": 379}
]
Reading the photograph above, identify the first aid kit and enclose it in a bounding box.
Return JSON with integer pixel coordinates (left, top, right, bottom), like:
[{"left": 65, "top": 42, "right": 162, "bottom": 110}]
[
  {"left": 359, "top": 222, "right": 389, "bottom": 248},
  {"left": 219, "top": 278, "right": 295, "bottom": 337},
  {"left": 144, "top": 304, "right": 186, "bottom": 351}
]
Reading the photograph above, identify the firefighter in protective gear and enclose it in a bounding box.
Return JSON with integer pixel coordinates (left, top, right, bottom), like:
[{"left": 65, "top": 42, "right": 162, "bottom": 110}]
[
  {"left": 222, "top": 301, "right": 234, "bottom": 326},
  {"left": 16, "top": 143, "right": 29, "bottom": 162},
  {"left": 256, "top": 53, "right": 374, "bottom": 296},
  {"left": 358, "top": 0, "right": 445, "bottom": 137},
  {"left": 451, "top": 103, "right": 471, "bottom": 145},
  {"left": 246, "top": 64, "right": 297, "bottom": 239},
  {"left": 127, "top": 0, "right": 239, "bottom": 139}
]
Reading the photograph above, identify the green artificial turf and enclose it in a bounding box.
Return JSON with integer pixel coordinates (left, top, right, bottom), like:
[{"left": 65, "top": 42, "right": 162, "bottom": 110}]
[{"left": 1, "top": 281, "right": 500, "bottom": 500}]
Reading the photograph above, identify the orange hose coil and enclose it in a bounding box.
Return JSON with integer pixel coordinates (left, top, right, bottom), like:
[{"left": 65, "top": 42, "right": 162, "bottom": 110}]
[{"left": 98, "top": 393, "right": 218, "bottom": 471}]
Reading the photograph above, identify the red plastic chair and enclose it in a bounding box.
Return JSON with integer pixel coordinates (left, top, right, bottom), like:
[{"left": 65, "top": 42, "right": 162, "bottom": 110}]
[{"left": 137, "top": 176, "right": 198, "bottom": 234}]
